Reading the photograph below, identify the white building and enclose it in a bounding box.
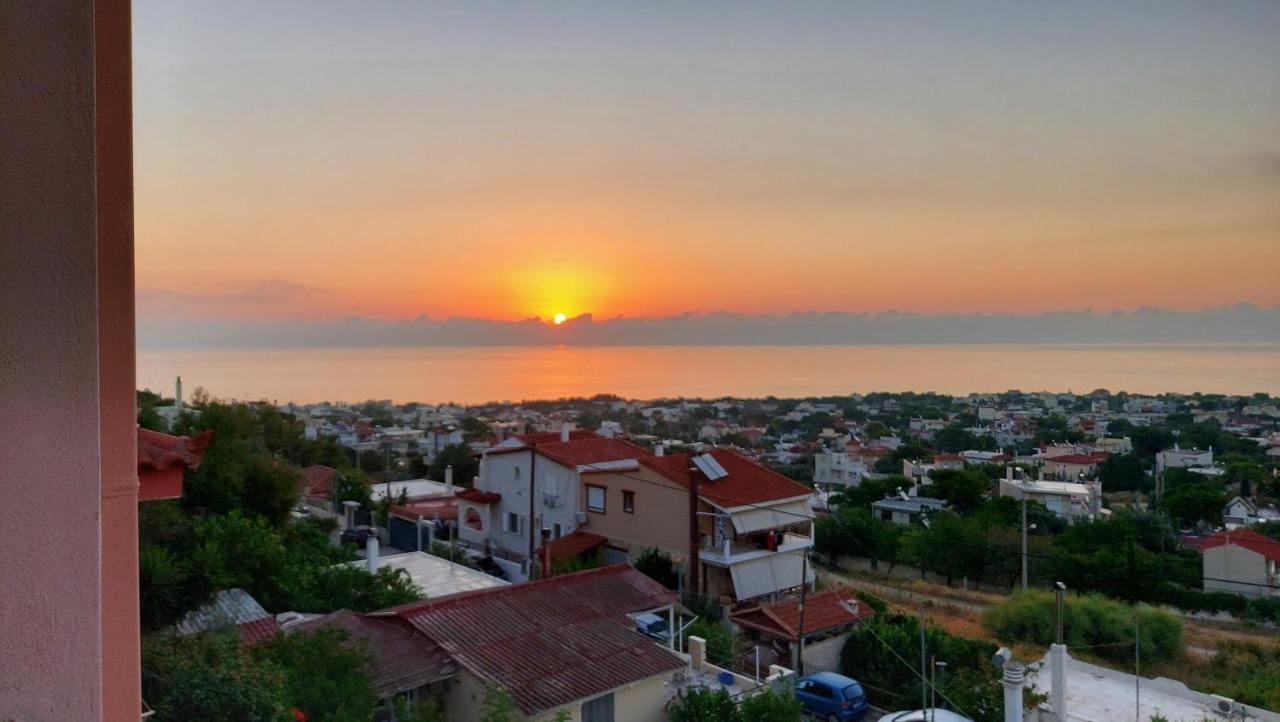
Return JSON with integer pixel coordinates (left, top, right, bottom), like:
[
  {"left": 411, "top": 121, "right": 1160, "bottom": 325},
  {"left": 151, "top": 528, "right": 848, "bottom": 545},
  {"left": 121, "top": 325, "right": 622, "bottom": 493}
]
[
  {"left": 1155, "top": 444, "right": 1213, "bottom": 475},
  {"left": 814, "top": 449, "right": 867, "bottom": 488},
  {"left": 998, "top": 468, "right": 1102, "bottom": 522}
]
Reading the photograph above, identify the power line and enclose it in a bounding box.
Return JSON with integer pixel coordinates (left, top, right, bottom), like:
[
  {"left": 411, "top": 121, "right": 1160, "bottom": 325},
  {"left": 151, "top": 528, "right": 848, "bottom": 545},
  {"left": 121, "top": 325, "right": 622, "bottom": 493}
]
[
  {"left": 856, "top": 612, "right": 976, "bottom": 720},
  {"left": 535, "top": 453, "right": 1280, "bottom": 593}
]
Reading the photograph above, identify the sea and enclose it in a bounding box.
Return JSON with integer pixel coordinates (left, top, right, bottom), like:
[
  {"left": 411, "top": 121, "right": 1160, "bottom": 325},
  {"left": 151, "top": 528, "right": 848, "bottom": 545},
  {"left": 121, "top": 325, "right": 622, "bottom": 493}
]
[{"left": 135, "top": 343, "right": 1280, "bottom": 405}]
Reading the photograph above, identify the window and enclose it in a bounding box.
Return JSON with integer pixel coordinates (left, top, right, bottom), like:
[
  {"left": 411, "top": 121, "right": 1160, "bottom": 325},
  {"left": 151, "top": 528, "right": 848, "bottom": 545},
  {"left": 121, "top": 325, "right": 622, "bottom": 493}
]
[
  {"left": 552, "top": 522, "right": 563, "bottom": 538},
  {"left": 586, "top": 485, "right": 606, "bottom": 513},
  {"left": 513, "top": 466, "right": 521, "bottom": 480},
  {"left": 503, "top": 511, "right": 521, "bottom": 534},
  {"left": 622, "top": 490, "right": 635, "bottom": 514},
  {"left": 581, "top": 693, "right": 614, "bottom": 722}
]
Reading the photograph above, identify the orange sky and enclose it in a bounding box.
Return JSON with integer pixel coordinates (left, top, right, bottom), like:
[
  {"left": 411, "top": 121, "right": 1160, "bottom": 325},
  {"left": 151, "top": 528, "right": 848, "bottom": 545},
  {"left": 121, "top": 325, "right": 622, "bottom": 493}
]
[{"left": 133, "top": 2, "right": 1280, "bottom": 324}]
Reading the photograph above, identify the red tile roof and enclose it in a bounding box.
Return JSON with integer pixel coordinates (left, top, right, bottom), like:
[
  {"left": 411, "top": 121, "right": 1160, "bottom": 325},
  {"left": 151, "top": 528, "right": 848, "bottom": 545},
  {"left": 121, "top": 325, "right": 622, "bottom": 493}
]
[
  {"left": 390, "top": 498, "right": 459, "bottom": 522},
  {"left": 456, "top": 487, "right": 501, "bottom": 504},
  {"left": 291, "top": 609, "right": 456, "bottom": 697},
  {"left": 1045, "top": 453, "right": 1107, "bottom": 465},
  {"left": 236, "top": 617, "right": 281, "bottom": 647},
  {"left": 536, "top": 437, "right": 652, "bottom": 469},
  {"left": 518, "top": 430, "right": 601, "bottom": 445},
  {"left": 384, "top": 565, "right": 679, "bottom": 715},
  {"left": 731, "top": 589, "right": 874, "bottom": 641},
  {"left": 538, "top": 531, "right": 608, "bottom": 561},
  {"left": 301, "top": 464, "right": 338, "bottom": 499},
  {"left": 1199, "top": 529, "right": 1280, "bottom": 562},
  {"left": 643, "top": 449, "right": 813, "bottom": 509},
  {"left": 137, "top": 427, "right": 212, "bottom": 472}
]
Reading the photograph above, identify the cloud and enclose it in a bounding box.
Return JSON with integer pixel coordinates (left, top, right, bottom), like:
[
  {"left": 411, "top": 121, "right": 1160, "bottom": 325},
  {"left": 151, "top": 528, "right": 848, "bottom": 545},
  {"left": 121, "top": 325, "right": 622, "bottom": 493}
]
[
  {"left": 137, "top": 280, "right": 327, "bottom": 320},
  {"left": 137, "top": 303, "right": 1280, "bottom": 349}
]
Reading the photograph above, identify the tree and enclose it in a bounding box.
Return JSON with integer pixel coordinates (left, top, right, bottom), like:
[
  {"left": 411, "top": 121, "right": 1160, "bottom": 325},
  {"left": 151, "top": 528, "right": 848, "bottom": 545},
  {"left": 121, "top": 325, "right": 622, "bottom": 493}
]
[
  {"left": 253, "top": 628, "right": 377, "bottom": 722},
  {"left": 481, "top": 685, "right": 517, "bottom": 722},
  {"left": 1160, "top": 483, "right": 1226, "bottom": 525},
  {"left": 927, "top": 469, "right": 991, "bottom": 514},
  {"left": 428, "top": 443, "right": 479, "bottom": 485},
  {"left": 737, "top": 688, "right": 803, "bottom": 722},
  {"left": 666, "top": 688, "right": 739, "bottom": 722},
  {"left": 634, "top": 547, "right": 679, "bottom": 589},
  {"left": 1099, "top": 454, "right": 1148, "bottom": 492},
  {"left": 333, "top": 469, "right": 373, "bottom": 509},
  {"left": 142, "top": 633, "right": 287, "bottom": 722}
]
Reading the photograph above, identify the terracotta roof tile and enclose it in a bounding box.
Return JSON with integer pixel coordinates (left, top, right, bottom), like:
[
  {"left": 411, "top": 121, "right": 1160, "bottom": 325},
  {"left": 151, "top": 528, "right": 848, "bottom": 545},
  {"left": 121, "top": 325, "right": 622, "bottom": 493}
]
[
  {"left": 1199, "top": 528, "right": 1280, "bottom": 562},
  {"left": 456, "top": 488, "right": 501, "bottom": 504},
  {"left": 137, "top": 427, "right": 212, "bottom": 472},
  {"left": 538, "top": 531, "right": 608, "bottom": 561},
  {"left": 731, "top": 589, "right": 873, "bottom": 641}
]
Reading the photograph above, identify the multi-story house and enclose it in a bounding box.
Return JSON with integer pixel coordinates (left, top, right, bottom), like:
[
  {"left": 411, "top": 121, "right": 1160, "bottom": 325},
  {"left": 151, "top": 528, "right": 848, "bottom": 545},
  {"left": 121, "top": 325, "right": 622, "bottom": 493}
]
[
  {"left": 459, "top": 433, "right": 816, "bottom": 606},
  {"left": 1156, "top": 444, "right": 1214, "bottom": 475},
  {"left": 814, "top": 448, "right": 867, "bottom": 488},
  {"left": 997, "top": 468, "right": 1102, "bottom": 522}
]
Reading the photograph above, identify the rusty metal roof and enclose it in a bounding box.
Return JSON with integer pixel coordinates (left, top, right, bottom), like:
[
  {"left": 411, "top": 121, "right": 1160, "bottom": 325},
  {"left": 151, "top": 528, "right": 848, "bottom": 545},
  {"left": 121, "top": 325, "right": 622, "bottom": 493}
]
[{"left": 386, "top": 564, "right": 681, "bottom": 715}]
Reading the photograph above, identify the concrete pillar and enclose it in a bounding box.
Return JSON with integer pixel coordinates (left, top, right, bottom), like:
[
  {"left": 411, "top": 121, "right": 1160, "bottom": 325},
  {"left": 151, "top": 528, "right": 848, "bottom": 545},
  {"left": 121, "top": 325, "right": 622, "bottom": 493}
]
[
  {"left": 367, "top": 535, "right": 380, "bottom": 574},
  {"left": 1, "top": 1, "right": 135, "bottom": 720},
  {"left": 1050, "top": 643, "right": 1068, "bottom": 722},
  {"left": 689, "top": 636, "right": 706, "bottom": 670}
]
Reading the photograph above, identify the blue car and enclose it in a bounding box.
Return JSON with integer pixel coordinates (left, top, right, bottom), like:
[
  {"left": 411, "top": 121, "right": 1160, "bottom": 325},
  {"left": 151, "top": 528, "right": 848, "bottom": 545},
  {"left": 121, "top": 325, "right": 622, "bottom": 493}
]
[{"left": 794, "top": 672, "right": 870, "bottom": 722}]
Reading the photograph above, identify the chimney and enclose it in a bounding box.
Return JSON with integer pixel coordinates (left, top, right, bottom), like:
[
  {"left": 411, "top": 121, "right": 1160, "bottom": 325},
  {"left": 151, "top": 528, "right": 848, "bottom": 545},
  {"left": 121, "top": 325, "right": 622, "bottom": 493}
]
[
  {"left": 655, "top": 442, "right": 665, "bottom": 457},
  {"left": 444, "top": 465, "right": 454, "bottom": 494},
  {"left": 366, "top": 533, "right": 379, "bottom": 574},
  {"left": 1002, "top": 662, "right": 1025, "bottom": 722},
  {"left": 175, "top": 376, "right": 183, "bottom": 411},
  {"left": 560, "top": 422, "right": 570, "bottom": 443}
]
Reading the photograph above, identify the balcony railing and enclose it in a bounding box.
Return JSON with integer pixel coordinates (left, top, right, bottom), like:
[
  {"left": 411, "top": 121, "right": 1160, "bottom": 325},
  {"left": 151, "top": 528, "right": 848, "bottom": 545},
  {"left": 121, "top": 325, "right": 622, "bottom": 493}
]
[{"left": 699, "top": 532, "right": 812, "bottom": 565}]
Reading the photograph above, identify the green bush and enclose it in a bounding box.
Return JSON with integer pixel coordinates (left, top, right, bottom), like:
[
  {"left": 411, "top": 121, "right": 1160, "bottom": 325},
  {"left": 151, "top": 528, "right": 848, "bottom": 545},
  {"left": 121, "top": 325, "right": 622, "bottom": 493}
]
[
  {"left": 982, "top": 591, "right": 1183, "bottom": 665},
  {"left": 685, "top": 618, "right": 738, "bottom": 668},
  {"left": 856, "top": 590, "right": 889, "bottom": 615}
]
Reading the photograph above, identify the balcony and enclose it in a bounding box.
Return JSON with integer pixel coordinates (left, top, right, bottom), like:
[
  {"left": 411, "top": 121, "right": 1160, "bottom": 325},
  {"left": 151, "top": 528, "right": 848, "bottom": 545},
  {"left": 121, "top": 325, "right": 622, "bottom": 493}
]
[{"left": 699, "top": 532, "right": 812, "bottom": 566}]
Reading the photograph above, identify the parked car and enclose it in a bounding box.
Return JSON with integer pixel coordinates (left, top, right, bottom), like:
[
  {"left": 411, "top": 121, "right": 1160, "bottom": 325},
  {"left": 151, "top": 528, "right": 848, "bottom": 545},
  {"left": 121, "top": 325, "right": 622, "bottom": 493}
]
[
  {"left": 340, "top": 525, "right": 376, "bottom": 548},
  {"left": 794, "top": 672, "right": 869, "bottom": 722},
  {"left": 880, "top": 710, "right": 972, "bottom": 722},
  {"left": 633, "top": 612, "right": 672, "bottom": 643}
]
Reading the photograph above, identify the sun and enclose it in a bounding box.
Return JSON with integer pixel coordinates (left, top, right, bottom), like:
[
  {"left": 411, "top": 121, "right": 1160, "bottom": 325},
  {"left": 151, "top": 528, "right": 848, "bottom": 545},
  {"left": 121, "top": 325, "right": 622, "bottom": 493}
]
[{"left": 553, "top": 313, "right": 567, "bottom": 325}]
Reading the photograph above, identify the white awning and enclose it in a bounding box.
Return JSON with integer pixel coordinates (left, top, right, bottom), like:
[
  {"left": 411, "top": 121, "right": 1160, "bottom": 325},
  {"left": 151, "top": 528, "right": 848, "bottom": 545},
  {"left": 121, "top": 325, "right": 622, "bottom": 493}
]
[
  {"left": 729, "top": 500, "right": 813, "bottom": 534},
  {"left": 729, "top": 551, "right": 814, "bottom": 601}
]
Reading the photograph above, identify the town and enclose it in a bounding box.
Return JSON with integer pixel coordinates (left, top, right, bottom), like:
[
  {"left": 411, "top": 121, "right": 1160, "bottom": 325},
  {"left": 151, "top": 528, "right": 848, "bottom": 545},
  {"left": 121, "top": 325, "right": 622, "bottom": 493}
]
[{"left": 133, "top": 381, "right": 1280, "bottom": 721}]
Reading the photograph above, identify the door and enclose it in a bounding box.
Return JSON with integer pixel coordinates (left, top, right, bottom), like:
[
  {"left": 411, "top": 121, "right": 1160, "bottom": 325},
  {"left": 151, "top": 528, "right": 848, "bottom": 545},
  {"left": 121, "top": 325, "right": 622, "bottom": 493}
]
[{"left": 581, "top": 692, "right": 614, "bottom": 722}]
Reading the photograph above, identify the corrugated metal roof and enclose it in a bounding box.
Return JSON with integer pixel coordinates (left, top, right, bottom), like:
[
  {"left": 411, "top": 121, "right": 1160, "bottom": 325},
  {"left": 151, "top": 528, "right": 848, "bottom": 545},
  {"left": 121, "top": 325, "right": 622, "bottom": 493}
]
[
  {"left": 388, "top": 565, "right": 680, "bottom": 715},
  {"left": 290, "top": 609, "right": 456, "bottom": 697},
  {"left": 174, "top": 588, "right": 270, "bottom": 635}
]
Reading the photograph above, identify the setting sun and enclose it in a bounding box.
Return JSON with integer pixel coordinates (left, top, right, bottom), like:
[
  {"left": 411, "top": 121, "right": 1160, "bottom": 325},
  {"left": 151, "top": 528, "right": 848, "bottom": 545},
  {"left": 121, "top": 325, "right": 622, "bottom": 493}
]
[{"left": 553, "top": 313, "right": 567, "bottom": 325}]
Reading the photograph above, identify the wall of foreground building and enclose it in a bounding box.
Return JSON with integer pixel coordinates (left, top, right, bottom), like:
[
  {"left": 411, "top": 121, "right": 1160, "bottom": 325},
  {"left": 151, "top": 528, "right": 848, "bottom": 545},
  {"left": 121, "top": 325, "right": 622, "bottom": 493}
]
[
  {"left": 0, "top": 2, "right": 137, "bottom": 720},
  {"left": 441, "top": 668, "right": 670, "bottom": 722}
]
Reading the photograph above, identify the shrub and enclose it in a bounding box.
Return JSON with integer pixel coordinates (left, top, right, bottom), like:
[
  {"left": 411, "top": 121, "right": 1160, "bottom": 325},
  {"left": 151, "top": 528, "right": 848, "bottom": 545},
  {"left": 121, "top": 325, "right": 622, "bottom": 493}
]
[
  {"left": 685, "top": 618, "right": 738, "bottom": 668},
  {"left": 666, "top": 688, "right": 738, "bottom": 721},
  {"left": 856, "top": 590, "right": 889, "bottom": 615},
  {"left": 982, "top": 591, "right": 1183, "bottom": 665}
]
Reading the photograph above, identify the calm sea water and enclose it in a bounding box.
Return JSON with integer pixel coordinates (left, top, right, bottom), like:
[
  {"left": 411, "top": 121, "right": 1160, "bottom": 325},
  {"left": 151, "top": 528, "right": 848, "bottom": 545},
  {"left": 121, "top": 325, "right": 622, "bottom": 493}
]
[{"left": 136, "top": 343, "right": 1280, "bottom": 405}]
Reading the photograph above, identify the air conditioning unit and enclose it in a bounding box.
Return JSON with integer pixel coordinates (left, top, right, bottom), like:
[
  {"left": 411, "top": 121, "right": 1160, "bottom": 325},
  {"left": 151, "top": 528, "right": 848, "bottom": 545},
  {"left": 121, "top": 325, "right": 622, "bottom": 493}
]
[
  {"left": 1210, "top": 694, "right": 1238, "bottom": 716},
  {"left": 574, "top": 511, "right": 587, "bottom": 524}
]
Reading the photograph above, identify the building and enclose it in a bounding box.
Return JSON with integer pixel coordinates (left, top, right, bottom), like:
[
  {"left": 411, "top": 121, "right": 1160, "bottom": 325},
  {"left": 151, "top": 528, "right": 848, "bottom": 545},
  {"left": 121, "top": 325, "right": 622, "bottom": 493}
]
[
  {"left": 373, "top": 565, "right": 685, "bottom": 721},
  {"left": 998, "top": 468, "right": 1102, "bottom": 522},
  {"left": 1199, "top": 529, "right": 1280, "bottom": 598},
  {"left": 1155, "top": 444, "right": 1213, "bottom": 475},
  {"left": 731, "top": 589, "right": 875, "bottom": 672},
  {"left": 814, "top": 448, "right": 867, "bottom": 488},
  {"left": 461, "top": 431, "right": 816, "bottom": 605},
  {"left": 870, "top": 495, "right": 948, "bottom": 525},
  {"left": 1038, "top": 452, "right": 1107, "bottom": 481},
  {"left": 1222, "top": 496, "right": 1258, "bottom": 528}
]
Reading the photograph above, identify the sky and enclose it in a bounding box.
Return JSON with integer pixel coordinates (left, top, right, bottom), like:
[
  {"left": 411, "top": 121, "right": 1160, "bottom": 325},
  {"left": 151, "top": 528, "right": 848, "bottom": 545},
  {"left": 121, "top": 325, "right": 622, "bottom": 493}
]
[{"left": 133, "top": 1, "right": 1280, "bottom": 337}]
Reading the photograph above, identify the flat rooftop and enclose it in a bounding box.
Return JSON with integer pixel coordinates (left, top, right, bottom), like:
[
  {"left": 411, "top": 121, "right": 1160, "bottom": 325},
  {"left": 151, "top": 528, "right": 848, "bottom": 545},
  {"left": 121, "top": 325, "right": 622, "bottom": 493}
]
[
  {"left": 1030, "top": 651, "right": 1280, "bottom": 722},
  {"left": 351, "top": 551, "right": 508, "bottom": 599}
]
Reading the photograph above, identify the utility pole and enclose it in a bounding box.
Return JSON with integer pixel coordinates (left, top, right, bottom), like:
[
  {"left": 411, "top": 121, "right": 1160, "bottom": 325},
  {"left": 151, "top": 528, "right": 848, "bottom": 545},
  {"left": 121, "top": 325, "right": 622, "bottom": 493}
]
[
  {"left": 1135, "top": 616, "right": 1141, "bottom": 722},
  {"left": 797, "top": 551, "right": 809, "bottom": 676},
  {"left": 527, "top": 443, "right": 538, "bottom": 573},
  {"left": 1021, "top": 497, "right": 1028, "bottom": 591},
  {"left": 920, "top": 609, "right": 928, "bottom": 716},
  {"left": 688, "top": 458, "right": 700, "bottom": 597}
]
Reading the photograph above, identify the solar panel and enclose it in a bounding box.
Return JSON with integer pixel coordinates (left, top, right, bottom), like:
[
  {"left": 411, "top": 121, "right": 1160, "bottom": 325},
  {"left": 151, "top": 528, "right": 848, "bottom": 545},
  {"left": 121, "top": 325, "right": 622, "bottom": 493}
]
[{"left": 692, "top": 453, "right": 728, "bottom": 481}]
